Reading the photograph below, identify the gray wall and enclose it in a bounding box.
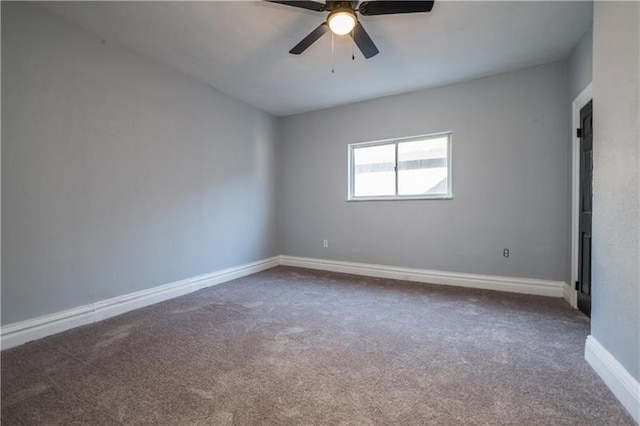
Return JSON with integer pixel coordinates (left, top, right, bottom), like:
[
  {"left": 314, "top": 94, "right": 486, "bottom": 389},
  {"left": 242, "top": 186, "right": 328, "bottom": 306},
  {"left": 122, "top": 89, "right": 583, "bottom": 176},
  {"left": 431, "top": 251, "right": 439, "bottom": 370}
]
[
  {"left": 280, "top": 62, "right": 570, "bottom": 282},
  {"left": 568, "top": 23, "right": 593, "bottom": 101},
  {"left": 1, "top": 3, "right": 279, "bottom": 325},
  {"left": 592, "top": 1, "right": 639, "bottom": 381}
]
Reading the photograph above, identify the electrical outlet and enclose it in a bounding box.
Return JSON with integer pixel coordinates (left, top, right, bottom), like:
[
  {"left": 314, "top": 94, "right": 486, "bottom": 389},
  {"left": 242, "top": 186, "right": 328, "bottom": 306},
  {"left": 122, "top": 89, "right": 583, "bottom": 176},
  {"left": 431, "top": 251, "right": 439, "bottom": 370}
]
[
  {"left": 323, "top": 239, "right": 329, "bottom": 248},
  {"left": 503, "top": 248, "right": 510, "bottom": 258}
]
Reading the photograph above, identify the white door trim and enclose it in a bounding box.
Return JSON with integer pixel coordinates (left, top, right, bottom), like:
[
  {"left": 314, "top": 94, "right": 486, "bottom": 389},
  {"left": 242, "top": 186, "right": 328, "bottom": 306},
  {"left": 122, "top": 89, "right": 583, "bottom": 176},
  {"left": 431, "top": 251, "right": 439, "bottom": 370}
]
[{"left": 570, "top": 83, "right": 592, "bottom": 309}]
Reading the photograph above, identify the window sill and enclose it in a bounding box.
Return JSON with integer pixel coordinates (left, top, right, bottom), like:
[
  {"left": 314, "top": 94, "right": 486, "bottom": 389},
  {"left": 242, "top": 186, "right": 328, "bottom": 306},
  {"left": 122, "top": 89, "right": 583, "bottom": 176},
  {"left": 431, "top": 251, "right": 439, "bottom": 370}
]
[{"left": 347, "top": 195, "right": 453, "bottom": 202}]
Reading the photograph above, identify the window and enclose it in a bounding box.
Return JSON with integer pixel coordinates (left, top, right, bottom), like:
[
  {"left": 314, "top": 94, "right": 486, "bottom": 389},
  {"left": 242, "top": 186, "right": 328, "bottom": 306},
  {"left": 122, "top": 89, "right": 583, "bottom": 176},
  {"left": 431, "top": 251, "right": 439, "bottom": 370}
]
[{"left": 348, "top": 132, "right": 452, "bottom": 200}]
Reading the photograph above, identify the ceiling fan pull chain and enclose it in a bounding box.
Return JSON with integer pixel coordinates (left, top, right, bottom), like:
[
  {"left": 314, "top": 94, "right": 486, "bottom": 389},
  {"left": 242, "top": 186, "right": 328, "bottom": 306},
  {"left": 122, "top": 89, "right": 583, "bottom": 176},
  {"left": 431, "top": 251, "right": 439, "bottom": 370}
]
[
  {"left": 331, "top": 31, "right": 335, "bottom": 74},
  {"left": 351, "top": 29, "right": 355, "bottom": 61}
]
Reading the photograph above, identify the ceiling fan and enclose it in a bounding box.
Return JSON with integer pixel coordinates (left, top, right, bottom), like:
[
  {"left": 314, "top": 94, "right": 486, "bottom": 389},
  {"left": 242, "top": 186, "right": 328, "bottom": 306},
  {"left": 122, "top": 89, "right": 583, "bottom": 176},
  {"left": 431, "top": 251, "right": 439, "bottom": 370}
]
[{"left": 268, "top": 1, "right": 435, "bottom": 59}]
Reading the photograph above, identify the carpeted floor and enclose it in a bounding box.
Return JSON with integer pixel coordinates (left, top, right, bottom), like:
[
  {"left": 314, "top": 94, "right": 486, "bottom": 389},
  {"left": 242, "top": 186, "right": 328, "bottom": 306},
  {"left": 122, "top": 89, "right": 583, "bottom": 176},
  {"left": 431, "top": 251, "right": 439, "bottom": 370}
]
[{"left": 1, "top": 266, "right": 634, "bottom": 425}]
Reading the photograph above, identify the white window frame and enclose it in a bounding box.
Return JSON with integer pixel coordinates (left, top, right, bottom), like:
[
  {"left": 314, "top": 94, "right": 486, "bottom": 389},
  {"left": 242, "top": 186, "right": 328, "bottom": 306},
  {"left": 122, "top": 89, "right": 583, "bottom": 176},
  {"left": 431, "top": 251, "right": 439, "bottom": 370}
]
[{"left": 347, "top": 132, "right": 453, "bottom": 201}]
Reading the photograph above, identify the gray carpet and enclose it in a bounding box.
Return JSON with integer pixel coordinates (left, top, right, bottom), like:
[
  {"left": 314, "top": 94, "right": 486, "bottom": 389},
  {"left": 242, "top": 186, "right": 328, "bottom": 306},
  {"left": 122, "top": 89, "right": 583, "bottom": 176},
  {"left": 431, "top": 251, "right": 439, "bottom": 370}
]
[{"left": 1, "top": 266, "right": 634, "bottom": 425}]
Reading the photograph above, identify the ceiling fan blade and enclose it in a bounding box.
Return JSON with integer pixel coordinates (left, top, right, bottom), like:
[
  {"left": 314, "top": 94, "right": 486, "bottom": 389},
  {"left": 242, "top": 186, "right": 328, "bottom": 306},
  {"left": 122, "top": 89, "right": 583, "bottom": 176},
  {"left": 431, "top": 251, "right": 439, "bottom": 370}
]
[
  {"left": 350, "top": 22, "right": 379, "bottom": 59},
  {"left": 290, "top": 22, "right": 330, "bottom": 54},
  {"left": 267, "top": 1, "right": 327, "bottom": 12},
  {"left": 358, "top": 1, "right": 434, "bottom": 16}
]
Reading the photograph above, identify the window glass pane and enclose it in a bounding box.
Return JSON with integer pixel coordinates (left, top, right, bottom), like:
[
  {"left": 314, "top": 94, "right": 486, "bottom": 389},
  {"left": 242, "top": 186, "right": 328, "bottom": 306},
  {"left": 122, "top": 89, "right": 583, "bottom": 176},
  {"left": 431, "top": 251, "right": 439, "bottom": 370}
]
[
  {"left": 397, "top": 136, "right": 448, "bottom": 196},
  {"left": 353, "top": 144, "right": 396, "bottom": 197}
]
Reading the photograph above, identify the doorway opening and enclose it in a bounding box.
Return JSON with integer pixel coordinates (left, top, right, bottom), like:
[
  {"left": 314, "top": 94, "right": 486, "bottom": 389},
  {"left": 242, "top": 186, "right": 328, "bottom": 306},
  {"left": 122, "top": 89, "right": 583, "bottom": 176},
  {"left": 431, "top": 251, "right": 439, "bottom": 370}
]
[{"left": 570, "top": 83, "right": 593, "bottom": 316}]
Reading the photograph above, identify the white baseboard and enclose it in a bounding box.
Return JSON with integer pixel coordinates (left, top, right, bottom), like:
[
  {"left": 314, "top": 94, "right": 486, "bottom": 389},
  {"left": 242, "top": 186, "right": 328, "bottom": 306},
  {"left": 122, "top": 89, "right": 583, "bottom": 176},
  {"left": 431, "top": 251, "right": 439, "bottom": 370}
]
[
  {"left": 0, "top": 256, "right": 279, "bottom": 350},
  {"left": 563, "top": 282, "right": 578, "bottom": 308},
  {"left": 0, "top": 255, "right": 566, "bottom": 351},
  {"left": 585, "top": 335, "right": 640, "bottom": 423},
  {"left": 279, "top": 256, "right": 565, "bottom": 297}
]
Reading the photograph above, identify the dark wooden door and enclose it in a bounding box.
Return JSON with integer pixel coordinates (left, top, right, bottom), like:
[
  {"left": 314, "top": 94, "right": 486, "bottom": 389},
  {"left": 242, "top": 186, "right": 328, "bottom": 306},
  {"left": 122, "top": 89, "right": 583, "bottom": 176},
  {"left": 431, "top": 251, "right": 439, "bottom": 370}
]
[{"left": 577, "top": 100, "right": 593, "bottom": 317}]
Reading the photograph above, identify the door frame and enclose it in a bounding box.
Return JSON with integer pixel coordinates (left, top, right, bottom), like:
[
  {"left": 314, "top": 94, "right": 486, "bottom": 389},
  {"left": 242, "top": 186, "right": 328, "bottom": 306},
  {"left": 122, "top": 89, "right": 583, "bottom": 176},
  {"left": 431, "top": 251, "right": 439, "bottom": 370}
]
[{"left": 570, "top": 83, "right": 593, "bottom": 309}]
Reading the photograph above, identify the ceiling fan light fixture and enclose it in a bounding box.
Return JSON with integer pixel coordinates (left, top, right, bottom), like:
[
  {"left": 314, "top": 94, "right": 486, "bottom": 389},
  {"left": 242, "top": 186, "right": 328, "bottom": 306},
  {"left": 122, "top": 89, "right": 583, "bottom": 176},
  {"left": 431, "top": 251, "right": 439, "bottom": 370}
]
[{"left": 327, "top": 10, "right": 356, "bottom": 35}]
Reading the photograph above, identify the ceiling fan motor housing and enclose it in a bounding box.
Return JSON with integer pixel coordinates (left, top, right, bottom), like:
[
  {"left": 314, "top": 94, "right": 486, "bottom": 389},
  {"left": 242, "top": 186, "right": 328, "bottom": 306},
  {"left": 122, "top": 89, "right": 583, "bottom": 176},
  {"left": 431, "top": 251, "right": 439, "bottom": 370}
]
[{"left": 326, "top": 1, "right": 358, "bottom": 12}]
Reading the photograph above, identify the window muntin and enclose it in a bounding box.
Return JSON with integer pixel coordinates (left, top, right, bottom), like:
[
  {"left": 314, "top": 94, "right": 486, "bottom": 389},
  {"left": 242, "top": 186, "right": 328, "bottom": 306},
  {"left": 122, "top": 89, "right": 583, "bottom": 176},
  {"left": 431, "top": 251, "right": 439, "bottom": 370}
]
[{"left": 348, "top": 133, "right": 452, "bottom": 200}]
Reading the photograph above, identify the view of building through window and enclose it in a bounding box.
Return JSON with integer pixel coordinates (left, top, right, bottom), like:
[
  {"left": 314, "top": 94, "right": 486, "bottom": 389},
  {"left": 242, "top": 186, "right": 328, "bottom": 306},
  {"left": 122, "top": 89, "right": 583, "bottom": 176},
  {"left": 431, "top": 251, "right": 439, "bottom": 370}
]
[
  {"left": 352, "top": 143, "right": 396, "bottom": 196},
  {"left": 350, "top": 133, "right": 451, "bottom": 199}
]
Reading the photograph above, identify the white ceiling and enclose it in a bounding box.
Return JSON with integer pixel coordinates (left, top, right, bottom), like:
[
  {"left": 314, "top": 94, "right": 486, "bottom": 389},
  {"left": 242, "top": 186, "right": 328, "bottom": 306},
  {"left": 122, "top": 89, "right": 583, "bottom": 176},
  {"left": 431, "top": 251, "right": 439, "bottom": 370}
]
[{"left": 41, "top": 1, "right": 593, "bottom": 116}]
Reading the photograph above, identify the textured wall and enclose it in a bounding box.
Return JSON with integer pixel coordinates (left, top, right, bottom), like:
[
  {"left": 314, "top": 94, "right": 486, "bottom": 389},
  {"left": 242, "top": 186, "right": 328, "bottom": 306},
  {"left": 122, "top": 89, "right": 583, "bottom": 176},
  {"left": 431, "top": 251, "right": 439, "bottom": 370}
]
[
  {"left": 591, "top": 1, "right": 640, "bottom": 381},
  {"left": 280, "top": 62, "right": 570, "bottom": 282},
  {"left": 1, "top": 3, "right": 279, "bottom": 324}
]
